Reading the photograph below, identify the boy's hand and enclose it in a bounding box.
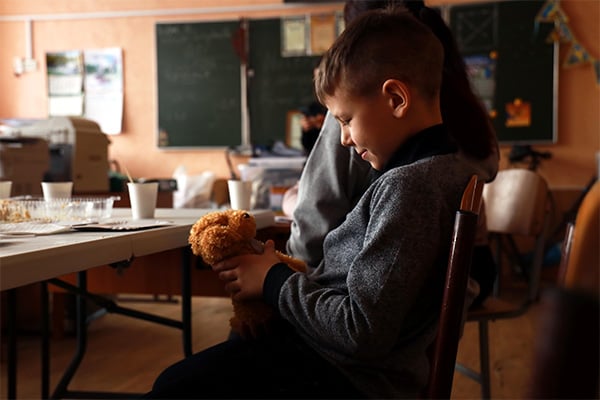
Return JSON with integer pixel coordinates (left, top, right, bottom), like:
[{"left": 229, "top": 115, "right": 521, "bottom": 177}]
[{"left": 214, "top": 240, "right": 280, "bottom": 301}]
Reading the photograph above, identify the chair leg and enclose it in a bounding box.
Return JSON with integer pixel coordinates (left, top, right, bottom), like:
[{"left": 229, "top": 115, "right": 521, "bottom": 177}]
[{"left": 478, "top": 320, "right": 491, "bottom": 399}]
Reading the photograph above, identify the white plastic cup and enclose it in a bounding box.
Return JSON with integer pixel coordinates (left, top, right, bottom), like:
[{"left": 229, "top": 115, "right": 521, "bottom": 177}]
[
  {"left": 127, "top": 182, "right": 158, "bottom": 219},
  {"left": 41, "top": 181, "right": 73, "bottom": 200},
  {"left": 0, "top": 181, "right": 12, "bottom": 199},
  {"left": 227, "top": 179, "right": 253, "bottom": 210}
]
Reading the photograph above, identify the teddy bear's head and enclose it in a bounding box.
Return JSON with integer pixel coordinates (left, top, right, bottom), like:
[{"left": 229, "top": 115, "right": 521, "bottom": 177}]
[{"left": 188, "top": 209, "right": 258, "bottom": 265}]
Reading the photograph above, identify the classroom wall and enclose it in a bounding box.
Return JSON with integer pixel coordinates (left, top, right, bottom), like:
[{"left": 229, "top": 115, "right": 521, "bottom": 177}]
[{"left": 1, "top": 0, "right": 598, "bottom": 188}]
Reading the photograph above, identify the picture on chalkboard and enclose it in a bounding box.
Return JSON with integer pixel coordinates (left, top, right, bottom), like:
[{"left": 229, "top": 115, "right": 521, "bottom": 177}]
[
  {"left": 282, "top": 16, "right": 308, "bottom": 56},
  {"left": 505, "top": 99, "right": 532, "bottom": 128},
  {"left": 464, "top": 53, "right": 496, "bottom": 113},
  {"left": 286, "top": 110, "right": 304, "bottom": 150},
  {"left": 452, "top": 5, "right": 498, "bottom": 53},
  {"left": 310, "top": 14, "right": 336, "bottom": 55}
]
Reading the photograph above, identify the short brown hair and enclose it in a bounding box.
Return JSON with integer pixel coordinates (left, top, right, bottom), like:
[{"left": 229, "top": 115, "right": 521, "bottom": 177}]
[{"left": 315, "top": 8, "right": 443, "bottom": 104}]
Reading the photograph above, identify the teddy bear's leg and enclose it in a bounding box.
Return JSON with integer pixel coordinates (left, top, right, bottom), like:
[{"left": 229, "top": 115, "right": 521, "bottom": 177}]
[{"left": 231, "top": 299, "right": 278, "bottom": 339}]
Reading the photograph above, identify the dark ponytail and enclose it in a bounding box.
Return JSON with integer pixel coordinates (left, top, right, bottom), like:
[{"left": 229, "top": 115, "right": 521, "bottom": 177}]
[{"left": 418, "top": 6, "right": 496, "bottom": 160}]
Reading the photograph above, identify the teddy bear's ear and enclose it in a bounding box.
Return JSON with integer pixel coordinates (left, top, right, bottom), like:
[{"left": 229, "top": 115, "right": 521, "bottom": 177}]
[
  {"left": 189, "top": 212, "right": 226, "bottom": 255},
  {"left": 196, "top": 226, "right": 237, "bottom": 264},
  {"left": 189, "top": 212, "right": 227, "bottom": 242},
  {"left": 195, "top": 212, "right": 229, "bottom": 232}
]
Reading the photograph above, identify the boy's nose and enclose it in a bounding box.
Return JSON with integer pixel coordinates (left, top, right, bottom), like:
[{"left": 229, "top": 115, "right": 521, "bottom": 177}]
[{"left": 340, "top": 127, "right": 353, "bottom": 147}]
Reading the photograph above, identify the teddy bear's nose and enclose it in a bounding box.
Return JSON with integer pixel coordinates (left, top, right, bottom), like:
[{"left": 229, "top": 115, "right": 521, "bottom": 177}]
[{"left": 242, "top": 213, "right": 250, "bottom": 218}]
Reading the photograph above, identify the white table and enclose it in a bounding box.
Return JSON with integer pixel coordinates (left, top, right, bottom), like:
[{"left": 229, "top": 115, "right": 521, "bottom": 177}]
[
  {"left": 0, "top": 208, "right": 275, "bottom": 399},
  {"left": 1, "top": 208, "right": 275, "bottom": 290}
]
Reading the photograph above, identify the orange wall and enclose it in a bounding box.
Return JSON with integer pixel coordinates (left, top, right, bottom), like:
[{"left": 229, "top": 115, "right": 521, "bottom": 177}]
[{"left": 1, "top": 0, "right": 598, "bottom": 187}]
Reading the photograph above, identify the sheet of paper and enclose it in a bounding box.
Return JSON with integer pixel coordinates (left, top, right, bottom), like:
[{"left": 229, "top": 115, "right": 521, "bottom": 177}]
[
  {"left": 0, "top": 222, "right": 72, "bottom": 236},
  {"left": 72, "top": 219, "right": 174, "bottom": 231},
  {"left": 48, "top": 95, "right": 84, "bottom": 117},
  {"left": 84, "top": 93, "right": 123, "bottom": 134},
  {"left": 83, "top": 48, "right": 124, "bottom": 134}
]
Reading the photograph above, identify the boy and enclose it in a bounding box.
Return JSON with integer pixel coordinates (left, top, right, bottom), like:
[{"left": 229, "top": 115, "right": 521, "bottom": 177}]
[
  {"left": 148, "top": 8, "right": 491, "bottom": 399},
  {"left": 287, "top": 0, "right": 498, "bottom": 307}
]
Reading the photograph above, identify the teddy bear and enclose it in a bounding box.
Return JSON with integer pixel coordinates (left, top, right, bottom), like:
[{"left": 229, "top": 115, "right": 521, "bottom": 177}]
[{"left": 188, "top": 209, "right": 306, "bottom": 338}]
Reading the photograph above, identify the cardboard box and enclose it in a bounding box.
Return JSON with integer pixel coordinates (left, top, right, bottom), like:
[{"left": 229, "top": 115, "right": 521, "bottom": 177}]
[
  {"left": 0, "top": 138, "right": 49, "bottom": 196},
  {"left": 42, "top": 117, "right": 110, "bottom": 192},
  {"left": 69, "top": 117, "right": 110, "bottom": 192},
  {"left": 1, "top": 117, "right": 110, "bottom": 193}
]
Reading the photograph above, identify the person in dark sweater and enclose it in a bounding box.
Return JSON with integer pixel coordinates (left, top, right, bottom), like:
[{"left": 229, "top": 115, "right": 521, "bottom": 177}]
[{"left": 145, "top": 7, "right": 496, "bottom": 399}]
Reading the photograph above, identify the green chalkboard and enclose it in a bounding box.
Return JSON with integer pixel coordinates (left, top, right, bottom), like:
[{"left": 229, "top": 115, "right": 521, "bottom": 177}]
[
  {"left": 450, "top": 0, "right": 557, "bottom": 144},
  {"left": 156, "top": 21, "right": 242, "bottom": 148},
  {"left": 156, "top": 18, "right": 322, "bottom": 148},
  {"left": 248, "top": 19, "right": 322, "bottom": 147},
  {"left": 155, "top": 4, "right": 556, "bottom": 148}
]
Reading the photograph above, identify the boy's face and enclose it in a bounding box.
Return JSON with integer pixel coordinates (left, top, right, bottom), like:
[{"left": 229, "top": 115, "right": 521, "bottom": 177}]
[{"left": 325, "top": 86, "right": 407, "bottom": 171}]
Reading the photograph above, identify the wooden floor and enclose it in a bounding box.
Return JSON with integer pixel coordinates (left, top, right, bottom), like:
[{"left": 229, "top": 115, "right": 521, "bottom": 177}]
[{"left": 1, "top": 283, "right": 550, "bottom": 399}]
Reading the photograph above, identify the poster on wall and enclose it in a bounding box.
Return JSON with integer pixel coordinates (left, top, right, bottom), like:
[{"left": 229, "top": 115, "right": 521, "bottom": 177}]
[
  {"left": 83, "top": 48, "right": 123, "bottom": 134},
  {"left": 46, "top": 50, "right": 84, "bottom": 116},
  {"left": 46, "top": 47, "right": 124, "bottom": 134}
]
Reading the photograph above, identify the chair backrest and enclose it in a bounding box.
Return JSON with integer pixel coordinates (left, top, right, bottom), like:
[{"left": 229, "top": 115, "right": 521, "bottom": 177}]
[
  {"left": 560, "top": 180, "right": 599, "bottom": 294},
  {"left": 426, "top": 174, "right": 484, "bottom": 399},
  {"left": 557, "top": 221, "right": 576, "bottom": 285},
  {"left": 482, "top": 169, "right": 549, "bottom": 236},
  {"left": 482, "top": 168, "right": 551, "bottom": 302}
]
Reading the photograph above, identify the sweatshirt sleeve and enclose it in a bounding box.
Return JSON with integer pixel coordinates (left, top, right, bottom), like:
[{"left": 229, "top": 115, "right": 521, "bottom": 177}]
[{"left": 263, "top": 262, "right": 295, "bottom": 308}]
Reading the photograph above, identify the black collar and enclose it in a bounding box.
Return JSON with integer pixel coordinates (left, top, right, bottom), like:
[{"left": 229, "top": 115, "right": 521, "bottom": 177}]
[{"left": 382, "top": 124, "right": 457, "bottom": 173}]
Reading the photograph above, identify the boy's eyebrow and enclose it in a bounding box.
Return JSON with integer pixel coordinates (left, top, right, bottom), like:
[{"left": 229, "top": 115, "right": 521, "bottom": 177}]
[{"left": 331, "top": 113, "right": 346, "bottom": 123}]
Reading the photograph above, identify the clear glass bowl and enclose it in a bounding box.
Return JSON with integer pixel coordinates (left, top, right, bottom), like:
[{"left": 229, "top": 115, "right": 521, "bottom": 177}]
[{"left": 0, "top": 196, "right": 120, "bottom": 223}]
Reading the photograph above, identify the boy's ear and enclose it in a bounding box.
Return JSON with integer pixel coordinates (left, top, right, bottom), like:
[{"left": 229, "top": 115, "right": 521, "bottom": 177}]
[{"left": 382, "top": 79, "right": 409, "bottom": 118}]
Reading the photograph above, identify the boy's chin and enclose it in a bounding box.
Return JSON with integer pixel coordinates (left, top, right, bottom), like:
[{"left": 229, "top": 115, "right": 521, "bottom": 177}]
[{"left": 369, "top": 159, "right": 383, "bottom": 171}]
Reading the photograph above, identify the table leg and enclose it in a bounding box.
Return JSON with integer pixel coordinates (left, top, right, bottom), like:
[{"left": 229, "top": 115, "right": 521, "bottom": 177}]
[
  {"left": 7, "top": 289, "right": 17, "bottom": 399},
  {"left": 51, "top": 271, "right": 88, "bottom": 399},
  {"left": 181, "top": 247, "right": 192, "bottom": 357},
  {"left": 41, "top": 248, "right": 193, "bottom": 397},
  {"left": 41, "top": 282, "right": 50, "bottom": 399}
]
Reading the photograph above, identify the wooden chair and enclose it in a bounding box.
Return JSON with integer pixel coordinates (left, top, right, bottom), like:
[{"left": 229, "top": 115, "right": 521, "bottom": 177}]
[
  {"left": 456, "top": 169, "right": 551, "bottom": 399},
  {"left": 557, "top": 180, "right": 599, "bottom": 291},
  {"left": 425, "top": 174, "right": 484, "bottom": 399},
  {"left": 526, "top": 180, "right": 599, "bottom": 399}
]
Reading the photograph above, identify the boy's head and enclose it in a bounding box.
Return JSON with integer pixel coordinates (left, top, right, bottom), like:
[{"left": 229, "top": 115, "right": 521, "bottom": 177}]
[
  {"left": 314, "top": 8, "right": 444, "bottom": 170},
  {"left": 343, "top": 0, "right": 426, "bottom": 25},
  {"left": 315, "top": 8, "right": 443, "bottom": 106}
]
